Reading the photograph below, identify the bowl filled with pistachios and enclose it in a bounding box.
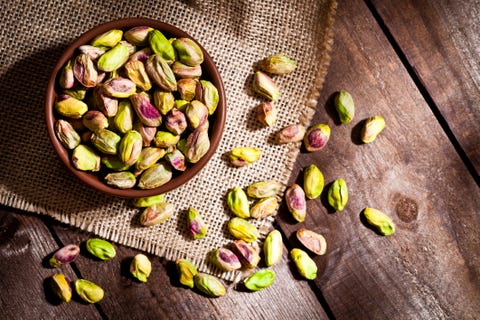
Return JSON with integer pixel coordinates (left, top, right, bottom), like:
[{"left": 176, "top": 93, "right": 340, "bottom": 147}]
[{"left": 45, "top": 18, "right": 226, "bottom": 198}]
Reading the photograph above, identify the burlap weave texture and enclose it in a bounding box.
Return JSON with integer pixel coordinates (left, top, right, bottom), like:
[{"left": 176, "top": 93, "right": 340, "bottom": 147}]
[{"left": 0, "top": 0, "right": 336, "bottom": 280}]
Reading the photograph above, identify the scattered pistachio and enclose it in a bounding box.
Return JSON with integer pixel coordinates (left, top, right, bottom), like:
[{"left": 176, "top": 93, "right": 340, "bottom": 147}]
[
  {"left": 256, "top": 101, "right": 277, "bottom": 127},
  {"left": 304, "top": 123, "right": 330, "bottom": 152},
  {"left": 86, "top": 238, "right": 116, "bottom": 261},
  {"left": 74, "top": 279, "right": 104, "bottom": 304},
  {"left": 252, "top": 71, "right": 280, "bottom": 100},
  {"left": 259, "top": 53, "right": 296, "bottom": 74},
  {"left": 328, "top": 178, "right": 348, "bottom": 211},
  {"left": 230, "top": 240, "right": 261, "bottom": 269},
  {"left": 285, "top": 184, "right": 307, "bottom": 222},
  {"left": 176, "top": 259, "right": 198, "bottom": 288},
  {"left": 194, "top": 273, "right": 226, "bottom": 298},
  {"left": 210, "top": 248, "right": 241, "bottom": 272},
  {"left": 228, "top": 217, "right": 258, "bottom": 243},
  {"left": 187, "top": 206, "right": 208, "bottom": 239},
  {"left": 303, "top": 164, "right": 324, "bottom": 200},
  {"left": 296, "top": 228, "right": 327, "bottom": 255},
  {"left": 55, "top": 119, "right": 80, "bottom": 150},
  {"left": 139, "top": 201, "right": 174, "bottom": 226},
  {"left": 277, "top": 124, "right": 306, "bottom": 144},
  {"left": 264, "top": 229, "right": 283, "bottom": 267},
  {"left": 250, "top": 197, "right": 279, "bottom": 219},
  {"left": 227, "top": 187, "right": 250, "bottom": 218},
  {"left": 244, "top": 269, "right": 276, "bottom": 291},
  {"left": 290, "top": 248, "right": 317, "bottom": 280},
  {"left": 50, "top": 273, "right": 72, "bottom": 303},
  {"left": 132, "top": 194, "right": 165, "bottom": 207},
  {"left": 334, "top": 90, "right": 355, "bottom": 124},
  {"left": 130, "top": 254, "right": 152, "bottom": 283},
  {"left": 247, "top": 180, "right": 282, "bottom": 198},
  {"left": 228, "top": 147, "right": 262, "bottom": 167},
  {"left": 363, "top": 208, "right": 395, "bottom": 236},
  {"left": 49, "top": 244, "right": 80, "bottom": 268},
  {"left": 361, "top": 115, "right": 385, "bottom": 143}
]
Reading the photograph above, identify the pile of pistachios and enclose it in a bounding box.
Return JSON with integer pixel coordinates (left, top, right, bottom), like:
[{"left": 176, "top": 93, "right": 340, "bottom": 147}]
[{"left": 53, "top": 26, "right": 220, "bottom": 189}]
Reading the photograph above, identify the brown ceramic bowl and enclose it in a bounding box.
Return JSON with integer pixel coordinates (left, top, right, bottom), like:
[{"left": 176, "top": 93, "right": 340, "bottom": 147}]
[{"left": 45, "top": 18, "right": 226, "bottom": 198}]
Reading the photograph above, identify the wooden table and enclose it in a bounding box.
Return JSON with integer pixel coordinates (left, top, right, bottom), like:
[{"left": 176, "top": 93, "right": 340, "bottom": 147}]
[{"left": 1, "top": 0, "right": 479, "bottom": 319}]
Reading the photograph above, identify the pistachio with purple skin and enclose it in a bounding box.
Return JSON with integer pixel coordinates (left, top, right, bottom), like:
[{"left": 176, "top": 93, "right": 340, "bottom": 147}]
[
  {"left": 130, "top": 92, "right": 162, "bottom": 127},
  {"left": 146, "top": 54, "right": 177, "bottom": 91},
  {"left": 210, "top": 248, "right": 241, "bottom": 272},
  {"left": 230, "top": 240, "right": 260, "bottom": 269},
  {"left": 257, "top": 101, "right": 277, "bottom": 127},
  {"left": 277, "top": 124, "right": 306, "bottom": 144},
  {"left": 82, "top": 110, "right": 108, "bottom": 132},
  {"left": 55, "top": 94, "right": 88, "bottom": 119},
  {"left": 285, "top": 184, "right": 307, "bottom": 222},
  {"left": 73, "top": 53, "right": 98, "bottom": 87},
  {"left": 125, "top": 60, "right": 152, "bottom": 91},
  {"left": 177, "top": 78, "right": 198, "bottom": 101},
  {"left": 187, "top": 206, "right": 207, "bottom": 239},
  {"left": 59, "top": 59, "right": 75, "bottom": 89},
  {"left": 55, "top": 119, "right": 80, "bottom": 150},
  {"left": 172, "top": 61, "right": 202, "bottom": 79},
  {"left": 133, "top": 120, "right": 157, "bottom": 146},
  {"left": 125, "top": 26, "right": 153, "bottom": 46},
  {"left": 165, "top": 149, "right": 186, "bottom": 171},
  {"left": 103, "top": 77, "right": 136, "bottom": 98},
  {"left": 129, "top": 47, "right": 152, "bottom": 62},
  {"left": 165, "top": 108, "right": 188, "bottom": 135},
  {"left": 49, "top": 244, "right": 80, "bottom": 268},
  {"left": 304, "top": 123, "right": 330, "bottom": 152},
  {"left": 139, "top": 201, "right": 174, "bottom": 226},
  {"left": 93, "top": 85, "right": 118, "bottom": 117},
  {"left": 185, "top": 100, "right": 209, "bottom": 129},
  {"left": 252, "top": 71, "right": 280, "bottom": 101},
  {"left": 78, "top": 45, "right": 106, "bottom": 60}
]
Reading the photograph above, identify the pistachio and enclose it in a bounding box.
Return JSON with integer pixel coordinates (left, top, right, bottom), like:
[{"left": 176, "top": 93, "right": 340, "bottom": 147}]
[
  {"left": 137, "top": 162, "right": 173, "bottom": 189},
  {"left": 175, "top": 99, "right": 190, "bottom": 111},
  {"left": 176, "top": 259, "right": 198, "bottom": 288},
  {"left": 82, "top": 110, "right": 109, "bottom": 132},
  {"left": 130, "top": 254, "right": 152, "bottom": 283},
  {"left": 327, "top": 178, "right": 348, "bottom": 211},
  {"left": 101, "top": 155, "right": 130, "bottom": 171},
  {"left": 165, "top": 149, "right": 186, "bottom": 171},
  {"left": 264, "top": 229, "right": 283, "bottom": 267},
  {"left": 172, "top": 37, "right": 204, "bottom": 66},
  {"left": 93, "top": 85, "right": 118, "bottom": 117},
  {"left": 361, "top": 115, "right": 385, "bottom": 143},
  {"left": 259, "top": 53, "right": 297, "bottom": 75},
  {"left": 228, "top": 217, "right": 258, "bottom": 243},
  {"left": 285, "top": 184, "right": 307, "bottom": 222},
  {"left": 304, "top": 123, "right": 330, "bottom": 152},
  {"left": 296, "top": 228, "right": 327, "bottom": 255},
  {"left": 153, "top": 90, "right": 175, "bottom": 115},
  {"left": 119, "top": 40, "right": 136, "bottom": 55},
  {"left": 291, "top": 248, "right": 317, "bottom": 280},
  {"left": 55, "top": 119, "right": 80, "bottom": 150},
  {"left": 50, "top": 274, "right": 72, "bottom": 303},
  {"left": 91, "top": 29, "right": 123, "bottom": 47},
  {"left": 177, "top": 78, "right": 198, "bottom": 101},
  {"left": 172, "top": 61, "right": 202, "bottom": 79},
  {"left": 78, "top": 45, "right": 107, "bottom": 60},
  {"left": 125, "top": 26, "right": 153, "bottom": 46},
  {"left": 185, "top": 100, "right": 209, "bottom": 129},
  {"left": 334, "top": 90, "right": 355, "bottom": 124},
  {"left": 250, "top": 197, "right": 279, "bottom": 219},
  {"left": 74, "top": 279, "right": 104, "bottom": 304},
  {"left": 184, "top": 128, "right": 210, "bottom": 163},
  {"left": 227, "top": 187, "right": 250, "bottom": 218},
  {"left": 187, "top": 206, "right": 207, "bottom": 239},
  {"left": 230, "top": 240, "right": 260, "bottom": 269},
  {"left": 130, "top": 92, "right": 162, "bottom": 127},
  {"left": 49, "top": 244, "right": 80, "bottom": 268},
  {"left": 113, "top": 100, "right": 134, "bottom": 134},
  {"left": 139, "top": 201, "right": 175, "bottom": 226},
  {"left": 55, "top": 94, "right": 88, "bottom": 119},
  {"left": 132, "top": 194, "right": 165, "bottom": 208},
  {"left": 118, "top": 130, "right": 143, "bottom": 166},
  {"left": 194, "top": 273, "right": 226, "bottom": 298},
  {"left": 97, "top": 43, "right": 129, "bottom": 72},
  {"left": 59, "top": 59, "right": 75, "bottom": 89},
  {"left": 246, "top": 180, "right": 282, "bottom": 198},
  {"left": 73, "top": 53, "right": 98, "bottom": 87},
  {"left": 104, "top": 171, "right": 136, "bottom": 189},
  {"left": 277, "top": 124, "right": 306, "bottom": 144},
  {"left": 64, "top": 88, "right": 87, "bottom": 101},
  {"left": 153, "top": 130, "right": 180, "bottom": 148},
  {"left": 228, "top": 147, "right": 262, "bottom": 167},
  {"left": 363, "top": 208, "right": 395, "bottom": 236},
  {"left": 303, "top": 164, "right": 324, "bottom": 199},
  {"left": 86, "top": 238, "right": 116, "bottom": 261},
  {"left": 135, "top": 147, "right": 166, "bottom": 172},
  {"left": 149, "top": 29, "right": 176, "bottom": 63},
  {"left": 165, "top": 108, "right": 188, "bottom": 135},
  {"left": 252, "top": 71, "right": 280, "bottom": 101},
  {"left": 146, "top": 54, "right": 177, "bottom": 91},
  {"left": 256, "top": 101, "right": 277, "bottom": 127},
  {"left": 133, "top": 120, "right": 157, "bottom": 146},
  {"left": 72, "top": 144, "right": 101, "bottom": 171},
  {"left": 125, "top": 60, "right": 152, "bottom": 91},
  {"left": 210, "top": 248, "right": 241, "bottom": 272},
  {"left": 103, "top": 77, "right": 136, "bottom": 98},
  {"left": 244, "top": 269, "right": 276, "bottom": 291},
  {"left": 195, "top": 80, "right": 219, "bottom": 115},
  {"left": 129, "top": 47, "right": 152, "bottom": 62}
]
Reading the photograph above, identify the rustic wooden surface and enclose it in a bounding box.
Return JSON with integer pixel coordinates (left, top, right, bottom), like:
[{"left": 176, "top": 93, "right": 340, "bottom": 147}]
[{"left": 1, "top": 1, "right": 479, "bottom": 319}]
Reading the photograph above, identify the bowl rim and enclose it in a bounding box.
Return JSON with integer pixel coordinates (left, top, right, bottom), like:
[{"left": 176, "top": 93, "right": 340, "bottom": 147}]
[{"left": 45, "top": 18, "right": 226, "bottom": 198}]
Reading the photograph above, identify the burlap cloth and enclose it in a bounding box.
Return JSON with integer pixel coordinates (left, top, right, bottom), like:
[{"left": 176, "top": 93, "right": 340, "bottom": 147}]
[{"left": 0, "top": 0, "right": 336, "bottom": 280}]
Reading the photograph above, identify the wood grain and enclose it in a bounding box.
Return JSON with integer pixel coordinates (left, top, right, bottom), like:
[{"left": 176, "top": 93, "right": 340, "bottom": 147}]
[
  {"left": 276, "top": 0, "right": 480, "bottom": 318},
  {"left": 370, "top": 0, "right": 480, "bottom": 176}
]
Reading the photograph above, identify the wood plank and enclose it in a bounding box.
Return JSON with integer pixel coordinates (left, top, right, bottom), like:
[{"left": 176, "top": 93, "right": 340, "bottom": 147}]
[
  {"left": 276, "top": 0, "right": 480, "bottom": 319},
  {"left": 369, "top": 0, "right": 480, "bottom": 176},
  {"left": 0, "top": 207, "right": 101, "bottom": 319},
  {"left": 51, "top": 223, "right": 329, "bottom": 319}
]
